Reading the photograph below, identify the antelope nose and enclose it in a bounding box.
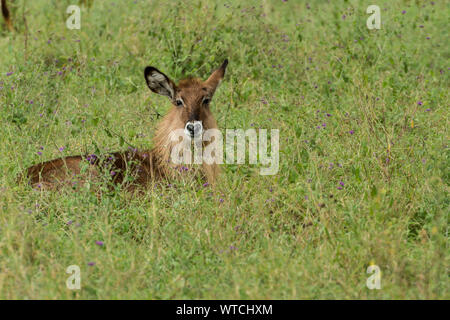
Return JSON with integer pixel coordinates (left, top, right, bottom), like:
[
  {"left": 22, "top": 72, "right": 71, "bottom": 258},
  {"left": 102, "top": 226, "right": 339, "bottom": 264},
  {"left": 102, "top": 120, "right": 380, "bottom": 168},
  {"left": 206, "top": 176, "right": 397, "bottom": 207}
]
[
  {"left": 185, "top": 121, "right": 203, "bottom": 138},
  {"left": 186, "top": 123, "right": 195, "bottom": 136}
]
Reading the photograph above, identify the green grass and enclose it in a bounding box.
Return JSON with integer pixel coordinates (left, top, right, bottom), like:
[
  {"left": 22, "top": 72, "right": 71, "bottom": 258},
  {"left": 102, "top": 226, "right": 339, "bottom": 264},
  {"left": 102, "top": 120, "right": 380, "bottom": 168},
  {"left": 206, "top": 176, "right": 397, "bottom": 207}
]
[{"left": 0, "top": 0, "right": 448, "bottom": 299}]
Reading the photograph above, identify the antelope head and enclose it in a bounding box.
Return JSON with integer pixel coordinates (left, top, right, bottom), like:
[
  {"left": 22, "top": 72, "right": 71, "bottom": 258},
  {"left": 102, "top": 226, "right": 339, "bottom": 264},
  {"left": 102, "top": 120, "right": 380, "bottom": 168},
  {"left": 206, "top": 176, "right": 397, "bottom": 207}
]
[{"left": 144, "top": 59, "right": 228, "bottom": 140}]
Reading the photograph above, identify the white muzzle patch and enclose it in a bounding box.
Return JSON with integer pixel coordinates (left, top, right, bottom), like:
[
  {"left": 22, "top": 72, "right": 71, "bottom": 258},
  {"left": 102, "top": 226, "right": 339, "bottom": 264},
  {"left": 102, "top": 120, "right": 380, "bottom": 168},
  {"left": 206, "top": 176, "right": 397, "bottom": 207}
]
[{"left": 184, "top": 121, "right": 203, "bottom": 139}]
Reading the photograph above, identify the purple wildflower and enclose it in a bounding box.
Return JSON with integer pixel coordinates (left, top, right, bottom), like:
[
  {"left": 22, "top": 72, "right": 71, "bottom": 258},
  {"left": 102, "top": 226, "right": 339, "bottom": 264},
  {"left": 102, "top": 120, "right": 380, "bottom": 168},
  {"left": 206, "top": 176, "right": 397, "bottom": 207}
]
[
  {"left": 95, "top": 241, "right": 104, "bottom": 246},
  {"left": 86, "top": 154, "right": 97, "bottom": 164}
]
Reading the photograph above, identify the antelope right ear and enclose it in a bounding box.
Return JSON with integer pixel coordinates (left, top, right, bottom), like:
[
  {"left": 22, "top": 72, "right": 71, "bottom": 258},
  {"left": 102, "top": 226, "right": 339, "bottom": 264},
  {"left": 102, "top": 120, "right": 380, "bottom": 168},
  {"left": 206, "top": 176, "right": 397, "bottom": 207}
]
[
  {"left": 144, "top": 66, "right": 176, "bottom": 99},
  {"left": 205, "top": 59, "right": 228, "bottom": 92}
]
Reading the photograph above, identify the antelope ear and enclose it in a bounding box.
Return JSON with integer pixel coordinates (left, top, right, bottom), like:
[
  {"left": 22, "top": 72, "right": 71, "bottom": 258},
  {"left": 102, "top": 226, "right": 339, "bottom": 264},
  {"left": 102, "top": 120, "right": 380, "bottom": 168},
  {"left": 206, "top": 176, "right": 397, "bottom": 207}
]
[
  {"left": 205, "top": 59, "right": 228, "bottom": 92},
  {"left": 144, "top": 66, "right": 176, "bottom": 99}
]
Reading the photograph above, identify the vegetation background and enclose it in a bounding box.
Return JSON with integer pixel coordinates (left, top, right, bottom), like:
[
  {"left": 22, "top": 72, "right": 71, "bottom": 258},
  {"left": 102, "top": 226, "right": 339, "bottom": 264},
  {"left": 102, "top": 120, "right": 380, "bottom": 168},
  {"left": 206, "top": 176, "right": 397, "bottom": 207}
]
[{"left": 0, "top": 0, "right": 448, "bottom": 299}]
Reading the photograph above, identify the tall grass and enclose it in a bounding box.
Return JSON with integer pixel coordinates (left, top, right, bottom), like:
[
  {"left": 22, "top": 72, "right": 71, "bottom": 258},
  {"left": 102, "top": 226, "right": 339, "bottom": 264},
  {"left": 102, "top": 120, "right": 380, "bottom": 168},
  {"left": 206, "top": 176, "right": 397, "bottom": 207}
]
[{"left": 0, "top": 0, "right": 448, "bottom": 299}]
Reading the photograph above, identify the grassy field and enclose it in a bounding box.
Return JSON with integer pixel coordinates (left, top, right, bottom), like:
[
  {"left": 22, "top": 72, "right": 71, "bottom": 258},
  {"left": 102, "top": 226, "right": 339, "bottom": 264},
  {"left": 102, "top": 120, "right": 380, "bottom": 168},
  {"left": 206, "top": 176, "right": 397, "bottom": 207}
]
[{"left": 0, "top": 0, "right": 448, "bottom": 299}]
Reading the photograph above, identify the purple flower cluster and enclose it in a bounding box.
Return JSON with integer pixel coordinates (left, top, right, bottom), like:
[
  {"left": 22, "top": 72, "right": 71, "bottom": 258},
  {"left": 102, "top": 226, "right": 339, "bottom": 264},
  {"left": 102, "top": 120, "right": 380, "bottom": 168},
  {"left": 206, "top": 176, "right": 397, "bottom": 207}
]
[{"left": 86, "top": 154, "right": 97, "bottom": 164}]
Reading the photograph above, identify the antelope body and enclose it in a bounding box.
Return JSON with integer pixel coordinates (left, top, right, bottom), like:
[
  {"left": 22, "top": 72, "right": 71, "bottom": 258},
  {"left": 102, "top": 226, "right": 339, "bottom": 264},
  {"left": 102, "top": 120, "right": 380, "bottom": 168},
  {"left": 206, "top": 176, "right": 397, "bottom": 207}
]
[{"left": 24, "top": 60, "right": 228, "bottom": 191}]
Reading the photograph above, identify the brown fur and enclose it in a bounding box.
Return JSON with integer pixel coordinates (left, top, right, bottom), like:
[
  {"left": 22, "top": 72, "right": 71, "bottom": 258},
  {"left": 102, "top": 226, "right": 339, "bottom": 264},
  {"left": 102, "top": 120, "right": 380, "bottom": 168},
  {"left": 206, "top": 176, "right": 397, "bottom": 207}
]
[
  {"left": 1, "top": 0, "right": 13, "bottom": 32},
  {"left": 22, "top": 60, "right": 228, "bottom": 191}
]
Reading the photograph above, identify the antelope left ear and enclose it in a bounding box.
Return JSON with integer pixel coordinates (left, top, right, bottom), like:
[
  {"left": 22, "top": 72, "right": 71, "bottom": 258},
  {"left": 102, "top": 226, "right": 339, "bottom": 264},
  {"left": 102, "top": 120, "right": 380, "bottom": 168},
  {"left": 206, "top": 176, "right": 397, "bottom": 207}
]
[
  {"left": 144, "top": 66, "right": 176, "bottom": 100},
  {"left": 205, "top": 59, "right": 228, "bottom": 91}
]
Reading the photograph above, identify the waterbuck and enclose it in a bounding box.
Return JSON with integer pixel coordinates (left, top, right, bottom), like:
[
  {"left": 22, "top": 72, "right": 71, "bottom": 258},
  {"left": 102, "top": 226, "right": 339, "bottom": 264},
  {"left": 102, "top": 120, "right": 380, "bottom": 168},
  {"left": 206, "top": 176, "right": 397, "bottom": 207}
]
[{"left": 24, "top": 59, "right": 228, "bottom": 191}]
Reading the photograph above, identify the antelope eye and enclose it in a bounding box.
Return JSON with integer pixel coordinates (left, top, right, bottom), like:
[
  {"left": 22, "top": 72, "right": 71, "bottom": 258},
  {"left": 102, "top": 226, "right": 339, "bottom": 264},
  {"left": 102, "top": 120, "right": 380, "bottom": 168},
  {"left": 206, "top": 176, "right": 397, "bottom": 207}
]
[
  {"left": 203, "top": 98, "right": 210, "bottom": 105},
  {"left": 175, "top": 99, "right": 183, "bottom": 107}
]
